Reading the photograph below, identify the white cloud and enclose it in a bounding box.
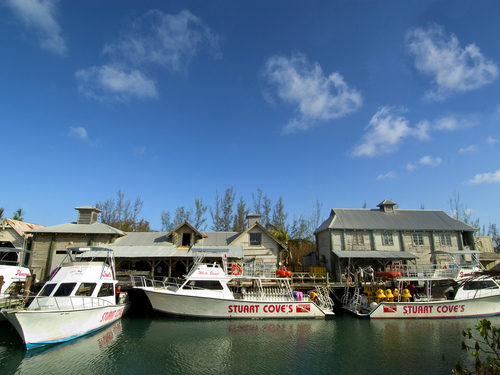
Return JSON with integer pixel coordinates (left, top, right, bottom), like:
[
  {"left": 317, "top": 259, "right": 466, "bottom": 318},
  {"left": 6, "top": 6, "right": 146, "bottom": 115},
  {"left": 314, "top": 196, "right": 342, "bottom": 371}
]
[
  {"left": 133, "top": 146, "right": 146, "bottom": 158},
  {"left": 6, "top": 0, "right": 67, "bottom": 55},
  {"left": 488, "top": 136, "right": 498, "bottom": 145},
  {"left": 468, "top": 170, "right": 500, "bottom": 184},
  {"left": 458, "top": 145, "right": 477, "bottom": 154},
  {"left": 434, "top": 115, "right": 478, "bottom": 131},
  {"left": 352, "top": 107, "right": 430, "bottom": 157},
  {"left": 406, "top": 163, "right": 417, "bottom": 171},
  {"left": 102, "top": 9, "right": 222, "bottom": 71},
  {"left": 75, "top": 64, "right": 158, "bottom": 102},
  {"left": 407, "top": 23, "right": 498, "bottom": 101},
  {"left": 419, "top": 155, "right": 442, "bottom": 166},
  {"left": 376, "top": 171, "right": 397, "bottom": 180},
  {"left": 264, "top": 52, "right": 363, "bottom": 134},
  {"left": 69, "top": 126, "right": 88, "bottom": 141}
]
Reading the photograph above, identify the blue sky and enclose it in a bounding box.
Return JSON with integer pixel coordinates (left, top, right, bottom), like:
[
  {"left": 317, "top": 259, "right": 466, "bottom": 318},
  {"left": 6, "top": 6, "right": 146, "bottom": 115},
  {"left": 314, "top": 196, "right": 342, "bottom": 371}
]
[{"left": 1, "top": 0, "right": 499, "bottom": 231}]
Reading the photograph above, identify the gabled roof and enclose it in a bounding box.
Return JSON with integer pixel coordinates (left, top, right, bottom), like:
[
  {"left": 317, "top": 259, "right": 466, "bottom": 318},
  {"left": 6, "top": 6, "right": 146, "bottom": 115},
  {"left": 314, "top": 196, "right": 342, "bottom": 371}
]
[
  {"left": 26, "top": 222, "right": 125, "bottom": 235},
  {"left": 0, "top": 218, "right": 45, "bottom": 237},
  {"left": 229, "top": 221, "right": 288, "bottom": 250},
  {"left": 315, "top": 208, "right": 477, "bottom": 233},
  {"left": 166, "top": 221, "right": 204, "bottom": 238}
]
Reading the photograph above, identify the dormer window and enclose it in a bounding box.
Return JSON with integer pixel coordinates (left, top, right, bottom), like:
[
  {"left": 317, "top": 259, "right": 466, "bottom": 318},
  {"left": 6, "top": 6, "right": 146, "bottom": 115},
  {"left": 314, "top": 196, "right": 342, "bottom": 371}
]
[
  {"left": 250, "top": 233, "right": 262, "bottom": 246},
  {"left": 182, "top": 233, "right": 191, "bottom": 247}
]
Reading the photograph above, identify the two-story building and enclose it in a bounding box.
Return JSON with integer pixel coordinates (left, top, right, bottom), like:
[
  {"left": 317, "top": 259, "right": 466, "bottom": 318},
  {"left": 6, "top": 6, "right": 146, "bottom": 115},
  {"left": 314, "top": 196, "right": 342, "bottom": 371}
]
[{"left": 314, "top": 200, "right": 478, "bottom": 282}]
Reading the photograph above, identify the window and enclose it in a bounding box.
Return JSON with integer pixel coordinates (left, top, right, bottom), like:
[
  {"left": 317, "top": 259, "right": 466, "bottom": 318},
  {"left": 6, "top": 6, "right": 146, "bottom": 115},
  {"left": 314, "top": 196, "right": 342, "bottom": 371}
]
[
  {"left": 250, "top": 233, "right": 262, "bottom": 246},
  {"left": 75, "top": 282, "right": 97, "bottom": 296},
  {"left": 382, "top": 233, "right": 394, "bottom": 246},
  {"left": 53, "top": 282, "right": 77, "bottom": 297},
  {"left": 182, "top": 233, "right": 191, "bottom": 246},
  {"left": 39, "top": 283, "right": 57, "bottom": 297},
  {"left": 353, "top": 233, "right": 364, "bottom": 245},
  {"left": 183, "top": 280, "right": 223, "bottom": 290},
  {"left": 412, "top": 233, "right": 424, "bottom": 246},
  {"left": 440, "top": 233, "right": 452, "bottom": 246},
  {"left": 97, "top": 283, "right": 114, "bottom": 297}
]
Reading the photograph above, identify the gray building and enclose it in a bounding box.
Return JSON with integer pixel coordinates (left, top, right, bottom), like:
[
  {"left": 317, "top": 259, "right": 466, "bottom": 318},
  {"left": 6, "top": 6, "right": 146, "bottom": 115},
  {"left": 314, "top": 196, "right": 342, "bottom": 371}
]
[{"left": 314, "top": 200, "right": 477, "bottom": 282}]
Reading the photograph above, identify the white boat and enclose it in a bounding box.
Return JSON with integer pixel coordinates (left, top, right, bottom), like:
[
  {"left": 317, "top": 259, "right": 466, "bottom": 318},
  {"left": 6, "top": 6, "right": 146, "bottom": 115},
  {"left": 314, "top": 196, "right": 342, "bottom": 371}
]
[
  {"left": 0, "top": 248, "right": 31, "bottom": 320},
  {"left": 342, "top": 252, "right": 500, "bottom": 319},
  {"left": 132, "top": 253, "right": 334, "bottom": 319},
  {"left": 2, "top": 247, "right": 129, "bottom": 348}
]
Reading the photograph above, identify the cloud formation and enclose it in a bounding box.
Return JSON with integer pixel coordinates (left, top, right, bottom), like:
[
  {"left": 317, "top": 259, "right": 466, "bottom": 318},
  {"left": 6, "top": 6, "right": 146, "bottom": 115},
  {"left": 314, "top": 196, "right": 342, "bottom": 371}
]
[
  {"left": 419, "top": 155, "right": 442, "bottom": 166},
  {"left": 75, "top": 64, "right": 158, "bottom": 102},
  {"left": 352, "top": 107, "right": 429, "bottom": 157},
  {"left": 458, "top": 145, "right": 477, "bottom": 154},
  {"left": 264, "top": 52, "right": 363, "bottom": 134},
  {"left": 468, "top": 170, "right": 500, "bottom": 184},
  {"left": 376, "top": 171, "right": 397, "bottom": 180},
  {"left": 103, "top": 9, "right": 222, "bottom": 71},
  {"left": 77, "top": 10, "right": 220, "bottom": 102},
  {"left": 487, "top": 136, "right": 498, "bottom": 145},
  {"left": 407, "top": 24, "right": 498, "bottom": 101},
  {"left": 69, "top": 126, "right": 88, "bottom": 141},
  {"left": 6, "top": 0, "right": 67, "bottom": 55}
]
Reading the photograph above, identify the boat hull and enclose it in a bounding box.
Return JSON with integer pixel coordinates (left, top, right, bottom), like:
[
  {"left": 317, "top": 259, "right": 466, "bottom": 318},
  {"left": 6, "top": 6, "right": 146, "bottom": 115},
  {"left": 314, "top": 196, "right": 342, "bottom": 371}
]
[
  {"left": 142, "top": 288, "right": 330, "bottom": 318},
  {"left": 369, "top": 294, "right": 500, "bottom": 319},
  {"left": 3, "top": 303, "right": 128, "bottom": 348}
]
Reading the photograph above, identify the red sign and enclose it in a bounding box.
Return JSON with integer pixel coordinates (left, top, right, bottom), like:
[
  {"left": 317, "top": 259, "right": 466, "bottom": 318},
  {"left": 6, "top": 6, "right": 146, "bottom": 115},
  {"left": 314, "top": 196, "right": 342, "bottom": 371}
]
[
  {"left": 296, "top": 304, "right": 311, "bottom": 313},
  {"left": 383, "top": 304, "right": 397, "bottom": 313}
]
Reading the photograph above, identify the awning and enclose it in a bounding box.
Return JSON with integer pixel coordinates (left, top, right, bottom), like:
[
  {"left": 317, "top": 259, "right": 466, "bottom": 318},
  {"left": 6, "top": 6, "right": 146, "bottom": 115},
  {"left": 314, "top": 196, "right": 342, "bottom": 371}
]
[
  {"left": 433, "top": 250, "right": 481, "bottom": 255},
  {"left": 332, "top": 250, "right": 418, "bottom": 260}
]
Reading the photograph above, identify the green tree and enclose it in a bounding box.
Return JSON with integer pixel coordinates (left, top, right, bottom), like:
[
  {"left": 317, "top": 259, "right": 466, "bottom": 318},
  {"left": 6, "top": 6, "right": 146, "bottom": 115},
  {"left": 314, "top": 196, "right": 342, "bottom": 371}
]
[
  {"left": 96, "top": 190, "right": 149, "bottom": 232},
  {"left": 232, "top": 197, "right": 248, "bottom": 232},
  {"left": 271, "top": 196, "right": 288, "bottom": 232},
  {"left": 0, "top": 207, "right": 4, "bottom": 219},
  {"left": 12, "top": 208, "right": 25, "bottom": 221},
  {"left": 449, "top": 319, "right": 500, "bottom": 374},
  {"left": 211, "top": 187, "right": 235, "bottom": 231},
  {"left": 160, "top": 211, "right": 173, "bottom": 232},
  {"left": 193, "top": 198, "right": 208, "bottom": 230}
]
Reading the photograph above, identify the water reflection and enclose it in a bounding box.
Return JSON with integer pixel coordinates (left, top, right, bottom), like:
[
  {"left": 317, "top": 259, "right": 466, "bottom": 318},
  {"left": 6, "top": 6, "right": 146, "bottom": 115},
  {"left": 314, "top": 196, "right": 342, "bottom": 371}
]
[{"left": 1, "top": 315, "right": 497, "bottom": 375}]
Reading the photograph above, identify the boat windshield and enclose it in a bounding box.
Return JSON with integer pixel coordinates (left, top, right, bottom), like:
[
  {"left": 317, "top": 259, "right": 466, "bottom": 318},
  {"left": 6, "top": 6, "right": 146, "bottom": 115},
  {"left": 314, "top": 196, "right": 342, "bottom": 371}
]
[
  {"left": 53, "top": 282, "right": 77, "bottom": 297},
  {"left": 463, "top": 280, "right": 499, "bottom": 290},
  {"left": 75, "top": 282, "right": 97, "bottom": 296},
  {"left": 183, "top": 280, "right": 224, "bottom": 290},
  {"left": 39, "top": 283, "right": 57, "bottom": 296},
  {"left": 97, "top": 283, "right": 114, "bottom": 297}
]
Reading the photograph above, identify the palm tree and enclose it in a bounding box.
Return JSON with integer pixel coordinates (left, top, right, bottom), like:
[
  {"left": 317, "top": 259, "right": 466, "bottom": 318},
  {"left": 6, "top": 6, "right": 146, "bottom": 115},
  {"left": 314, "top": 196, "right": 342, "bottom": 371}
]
[
  {"left": 12, "top": 208, "right": 25, "bottom": 221},
  {"left": 268, "top": 223, "right": 292, "bottom": 265}
]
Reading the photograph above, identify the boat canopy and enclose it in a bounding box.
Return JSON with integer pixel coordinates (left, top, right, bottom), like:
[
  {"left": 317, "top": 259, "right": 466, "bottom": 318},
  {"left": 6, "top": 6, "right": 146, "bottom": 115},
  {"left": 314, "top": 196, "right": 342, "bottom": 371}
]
[{"left": 332, "top": 250, "right": 418, "bottom": 260}]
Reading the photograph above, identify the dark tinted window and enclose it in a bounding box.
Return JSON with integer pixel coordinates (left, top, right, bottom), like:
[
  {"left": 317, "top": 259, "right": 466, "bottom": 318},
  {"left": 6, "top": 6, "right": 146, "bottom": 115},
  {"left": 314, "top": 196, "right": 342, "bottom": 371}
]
[
  {"left": 53, "top": 283, "right": 77, "bottom": 296},
  {"left": 75, "top": 283, "right": 97, "bottom": 296},
  {"left": 39, "top": 283, "right": 57, "bottom": 296},
  {"left": 463, "top": 280, "right": 499, "bottom": 290},
  {"left": 183, "top": 280, "right": 223, "bottom": 290}
]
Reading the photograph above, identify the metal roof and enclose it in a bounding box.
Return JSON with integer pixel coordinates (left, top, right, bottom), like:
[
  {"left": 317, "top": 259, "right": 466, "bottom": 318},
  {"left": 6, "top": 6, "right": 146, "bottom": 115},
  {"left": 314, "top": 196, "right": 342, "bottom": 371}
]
[
  {"left": 113, "top": 232, "right": 172, "bottom": 246},
  {"left": 332, "top": 250, "right": 419, "bottom": 259},
  {"left": 78, "top": 244, "right": 244, "bottom": 259},
  {"left": 27, "top": 222, "right": 125, "bottom": 235},
  {"left": 315, "top": 209, "right": 477, "bottom": 233}
]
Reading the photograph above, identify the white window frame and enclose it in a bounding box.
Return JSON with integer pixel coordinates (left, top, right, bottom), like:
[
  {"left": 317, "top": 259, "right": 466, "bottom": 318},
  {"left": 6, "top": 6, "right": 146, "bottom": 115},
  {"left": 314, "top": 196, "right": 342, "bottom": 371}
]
[
  {"left": 382, "top": 233, "right": 394, "bottom": 246},
  {"left": 440, "top": 233, "right": 452, "bottom": 246},
  {"left": 412, "top": 233, "right": 424, "bottom": 246},
  {"left": 352, "top": 233, "right": 364, "bottom": 245}
]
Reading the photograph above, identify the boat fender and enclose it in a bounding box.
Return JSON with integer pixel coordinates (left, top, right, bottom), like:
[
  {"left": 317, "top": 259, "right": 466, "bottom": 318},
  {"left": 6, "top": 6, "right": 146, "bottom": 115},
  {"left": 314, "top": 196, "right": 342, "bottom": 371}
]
[{"left": 231, "top": 264, "right": 242, "bottom": 275}]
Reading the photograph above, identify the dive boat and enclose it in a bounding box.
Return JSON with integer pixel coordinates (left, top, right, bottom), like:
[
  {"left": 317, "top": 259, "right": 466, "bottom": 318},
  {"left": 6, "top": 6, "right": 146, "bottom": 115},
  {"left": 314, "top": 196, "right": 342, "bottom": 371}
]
[
  {"left": 0, "top": 248, "right": 31, "bottom": 320},
  {"left": 2, "top": 247, "right": 129, "bottom": 348},
  {"left": 132, "top": 254, "right": 334, "bottom": 319}
]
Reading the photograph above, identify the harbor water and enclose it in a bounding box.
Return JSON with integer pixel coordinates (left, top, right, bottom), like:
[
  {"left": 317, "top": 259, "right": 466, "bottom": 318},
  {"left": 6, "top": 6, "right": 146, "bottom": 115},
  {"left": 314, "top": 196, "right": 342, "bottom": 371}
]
[{"left": 1, "top": 313, "right": 495, "bottom": 375}]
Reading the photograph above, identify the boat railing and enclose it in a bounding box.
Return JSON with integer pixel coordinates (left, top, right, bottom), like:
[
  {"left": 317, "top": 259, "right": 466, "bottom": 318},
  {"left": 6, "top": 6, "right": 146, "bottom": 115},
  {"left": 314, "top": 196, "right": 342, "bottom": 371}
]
[
  {"left": 130, "top": 275, "right": 183, "bottom": 291},
  {"left": 28, "top": 296, "right": 114, "bottom": 311},
  {"left": 385, "top": 264, "right": 477, "bottom": 280}
]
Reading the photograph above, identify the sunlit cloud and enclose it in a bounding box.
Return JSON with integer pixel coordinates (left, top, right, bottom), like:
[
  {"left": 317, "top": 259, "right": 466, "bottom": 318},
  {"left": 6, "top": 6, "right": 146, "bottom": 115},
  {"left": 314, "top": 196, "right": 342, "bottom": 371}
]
[
  {"left": 352, "top": 107, "right": 429, "bottom": 157},
  {"left": 458, "top": 145, "right": 477, "bottom": 154},
  {"left": 264, "top": 51, "right": 363, "bottom": 134},
  {"left": 434, "top": 115, "right": 478, "bottom": 131},
  {"left": 487, "top": 136, "right": 498, "bottom": 145},
  {"left": 376, "top": 171, "right": 397, "bottom": 180},
  {"left": 406, "top": 163, "right": 417, "bottom": 171},
  {"left": 102, "top": 9, "right": 222, "bottom": 72},
  {"left": 419, "top": 155, "right": 442, "bottom": 166},
  {"left": 407, "top": 23, "right": 498, "bottom": 101},
  {"left": 6, "top": 0, "right": 67, "bottom": 55},
  {"left": 468, "top": 170, "right": 500, "bottom": 184},
  {"left": 69, "top": 126, "right": 88, "bottom": 141},
  {"left": 75, "top": 64, "right": 158, "bottom": 102}
]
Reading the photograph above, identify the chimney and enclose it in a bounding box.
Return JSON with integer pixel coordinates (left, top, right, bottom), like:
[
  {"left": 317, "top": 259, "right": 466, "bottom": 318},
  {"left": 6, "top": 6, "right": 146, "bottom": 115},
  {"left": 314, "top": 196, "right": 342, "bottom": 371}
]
[{"left": 246, "top": 214, "right": 262, "bottom": 229}]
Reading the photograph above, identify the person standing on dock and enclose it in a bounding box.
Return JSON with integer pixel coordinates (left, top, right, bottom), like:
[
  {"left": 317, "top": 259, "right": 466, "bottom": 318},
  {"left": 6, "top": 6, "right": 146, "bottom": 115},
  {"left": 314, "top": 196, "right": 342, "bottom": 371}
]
[{"left": 356, "top": 266, "right": 364, "bottom": 286}]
